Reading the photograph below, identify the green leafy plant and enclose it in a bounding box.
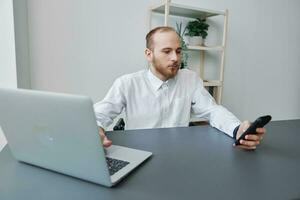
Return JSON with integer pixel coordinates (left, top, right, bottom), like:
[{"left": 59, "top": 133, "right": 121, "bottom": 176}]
[
  {"left": 185, "top": 18, "right": 209, "bottom": 39},
  {"left": 175, "top": 22, "right": 188, "bottom": 69}
]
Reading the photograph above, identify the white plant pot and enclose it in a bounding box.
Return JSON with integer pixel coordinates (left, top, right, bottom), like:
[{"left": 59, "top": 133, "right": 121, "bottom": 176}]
[{"left": 188, "top": 36, "right": 204, "bottom": 46}]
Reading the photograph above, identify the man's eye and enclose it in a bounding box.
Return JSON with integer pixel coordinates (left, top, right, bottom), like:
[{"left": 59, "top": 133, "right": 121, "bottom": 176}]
[
  {"left": 176, "top": 50, "right": 182, "bottom": 54},
  {"left": 163, "top": 51, "right": 171, "bottom": 54}
]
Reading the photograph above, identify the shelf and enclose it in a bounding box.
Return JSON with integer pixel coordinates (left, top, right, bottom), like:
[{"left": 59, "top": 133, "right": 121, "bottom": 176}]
[
  {"left": 203, "top": 80, "right": 222, "bottom": 87},
  {"left": 187, "top": 45, "right": 224, "bottom": 51},
  {"left": 151, "top": 3, "right": 225, "bottom": 18},
  {"left": 149, "top": 1, "right": 228, "bottom": 104}
]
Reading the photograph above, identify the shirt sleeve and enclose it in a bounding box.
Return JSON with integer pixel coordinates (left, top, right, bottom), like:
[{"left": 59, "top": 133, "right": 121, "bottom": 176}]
[
  {"left": 191, "top": 78, "right": 241, "bottom": 137},
  {"left": 93, "top": 78, "right": 126, "bottom": 129}
]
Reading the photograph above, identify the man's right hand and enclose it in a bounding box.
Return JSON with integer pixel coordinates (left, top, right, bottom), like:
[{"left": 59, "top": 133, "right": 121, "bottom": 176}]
[{"left": 98, "top": 127, "right": 112, "bottom": 148}]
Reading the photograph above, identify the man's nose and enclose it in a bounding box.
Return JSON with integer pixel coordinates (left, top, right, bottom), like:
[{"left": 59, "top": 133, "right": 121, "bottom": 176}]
[{"left": 170, "top": 51, "right": 178, "bottom": 61}]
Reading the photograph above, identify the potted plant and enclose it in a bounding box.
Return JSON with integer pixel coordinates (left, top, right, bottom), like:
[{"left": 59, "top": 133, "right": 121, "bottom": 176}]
[
  {"left": 185, "top": 18, "right": 209, "bottom": 46},
  {"left": 175, "top": 22, "right": 188, "bottom": 69}
]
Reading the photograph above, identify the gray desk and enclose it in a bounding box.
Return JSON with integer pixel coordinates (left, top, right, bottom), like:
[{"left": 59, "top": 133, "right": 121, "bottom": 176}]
[{"left": 0, "top": 120, "right": 300, "bottom": 200}]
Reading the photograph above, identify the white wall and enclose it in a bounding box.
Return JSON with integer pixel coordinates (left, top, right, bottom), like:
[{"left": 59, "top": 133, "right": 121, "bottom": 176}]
[
  {"left": 13, "top": 0, "right": 300, "bottom": 124},
  {"left": 0, "top": 0, "right": 17, "bottom": 151},
  {"left": 16, "top": 0, "right": 152, "bottom": 102},
  {"left": 215, "top": 0, "right": 300, "bottom": 121}
]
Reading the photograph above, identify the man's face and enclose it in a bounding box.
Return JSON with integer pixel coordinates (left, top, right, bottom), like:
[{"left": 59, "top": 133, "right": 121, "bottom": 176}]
[{"left": 145, "top": 31, "right": 182, "bottom": 81}]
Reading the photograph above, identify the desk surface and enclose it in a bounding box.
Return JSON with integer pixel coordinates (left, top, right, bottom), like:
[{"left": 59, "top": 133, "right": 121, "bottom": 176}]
[{"left": 0, "top": 120, "right": 300, "bottom": 200}]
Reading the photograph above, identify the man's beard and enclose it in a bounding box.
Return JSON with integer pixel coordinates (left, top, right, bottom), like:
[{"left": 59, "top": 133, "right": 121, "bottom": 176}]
[{"left": 152, "top": 58, "right": 180, "bottom": 80}]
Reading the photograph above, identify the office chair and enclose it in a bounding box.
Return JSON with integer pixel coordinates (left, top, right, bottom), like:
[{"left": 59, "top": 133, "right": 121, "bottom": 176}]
[
  {"left": 188, "top": 121, "right": 209, "bottom": 126},
  {"left": 113, "top": 118, "right": 125, "bottom": 131}
]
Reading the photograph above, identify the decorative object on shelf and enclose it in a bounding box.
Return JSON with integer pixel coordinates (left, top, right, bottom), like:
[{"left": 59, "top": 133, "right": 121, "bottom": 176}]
[
  {"left": 175, "top": 22, "right": 188, "bottom": 69},
  {"left": 185, "top": 18, "right": 209, "bottom": 46}
]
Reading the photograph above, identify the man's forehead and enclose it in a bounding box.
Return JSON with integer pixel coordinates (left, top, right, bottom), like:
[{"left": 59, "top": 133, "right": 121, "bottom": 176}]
[{"left": 152, "top": 31, "right": 180, "bottom": 49}]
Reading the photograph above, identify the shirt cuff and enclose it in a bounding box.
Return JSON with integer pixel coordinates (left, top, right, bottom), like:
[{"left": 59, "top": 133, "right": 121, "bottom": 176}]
[
  {"left": 233, "top": 125, "right": 240, "bottom": 140},
  {"left": 96, "top": 121, "right": 106, "bottom": 129}
]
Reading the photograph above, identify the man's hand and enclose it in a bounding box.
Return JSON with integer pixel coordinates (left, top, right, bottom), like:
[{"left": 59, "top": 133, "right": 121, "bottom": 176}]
[
  {"left": 234, "top": 121, "right": 266, "bottom": 150},
  {"left": 98, "top": 127, "right": 112, "bottom": 148}
]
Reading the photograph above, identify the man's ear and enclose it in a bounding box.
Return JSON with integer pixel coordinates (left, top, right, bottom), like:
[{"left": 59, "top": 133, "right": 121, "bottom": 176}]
[{"left": 145, "top": 48, "right": 153, "bottom": 62}]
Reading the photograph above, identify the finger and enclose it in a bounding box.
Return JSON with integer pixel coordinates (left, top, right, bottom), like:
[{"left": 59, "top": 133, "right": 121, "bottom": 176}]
[
  {"left": 256, "top": 131, "right": 265, "bottom": 140},
  {"left": 100, "top": 132, "right": 106, "bottom": 137},
  {"left": 256, "top": 128, "right": 265, "bottom": 134},
  {"left": 103, "top": 136, "right": 112, "bottom": 148},
  {"left": 99, "top": 131, "right": 105, "bottom": 139},
  {"left": 245, "top": 134, "right": 260, "bottom": 141},
  {"left": 240, "top": 139, "right": 260, "bottom": 147},
  {"left": 103, "top": 141, "right": 112, "bottom": 148},
  {"left": 256, "top": 132, "right": 265, "bottom": 140},
  {"left": 100, "top": 133, "right": 104, "bottom": 141},
  {"left": 103, "top": 136, "right": 112, "bottom": 145}
]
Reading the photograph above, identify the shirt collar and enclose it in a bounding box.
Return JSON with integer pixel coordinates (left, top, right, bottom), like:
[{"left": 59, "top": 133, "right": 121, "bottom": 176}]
[{"left": 147, "top": 69, "right": 177, "bottom": 91}]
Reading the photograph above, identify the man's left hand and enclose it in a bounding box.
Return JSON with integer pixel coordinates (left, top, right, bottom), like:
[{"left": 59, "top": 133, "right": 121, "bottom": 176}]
[{"left": 234, "top": 121, "right": 266, "bottom": 150}]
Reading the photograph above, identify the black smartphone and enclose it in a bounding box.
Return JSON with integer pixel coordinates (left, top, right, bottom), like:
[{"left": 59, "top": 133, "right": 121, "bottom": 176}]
[{"left": 235, "top": 115, "right": 272, "bottom": 145}]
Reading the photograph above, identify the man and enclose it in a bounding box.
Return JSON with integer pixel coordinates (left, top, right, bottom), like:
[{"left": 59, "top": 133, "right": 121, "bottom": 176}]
[{"left": 94, "top": 26, "right": 265, "bottom": 150}]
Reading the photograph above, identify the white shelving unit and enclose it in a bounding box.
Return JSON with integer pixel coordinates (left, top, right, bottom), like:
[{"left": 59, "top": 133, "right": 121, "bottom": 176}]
[{"left": 149, "top": 0, "right": 229, "bottom": 104}]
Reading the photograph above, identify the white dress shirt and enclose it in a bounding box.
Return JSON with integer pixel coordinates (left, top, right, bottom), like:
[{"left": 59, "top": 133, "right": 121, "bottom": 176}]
[{"left": 94, "top": 69, "right": 241, "bottom": 137}]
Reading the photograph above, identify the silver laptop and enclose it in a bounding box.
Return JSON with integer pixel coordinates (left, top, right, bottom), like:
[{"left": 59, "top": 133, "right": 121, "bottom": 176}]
[{"left": 0, "top": 88, "right": 152, "bottom": 187}]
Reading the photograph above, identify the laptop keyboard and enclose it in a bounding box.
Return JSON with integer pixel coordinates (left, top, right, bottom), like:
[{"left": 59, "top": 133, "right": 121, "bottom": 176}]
[{"left": 106, "top": 157, "right": 130, "bottom": 176}]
